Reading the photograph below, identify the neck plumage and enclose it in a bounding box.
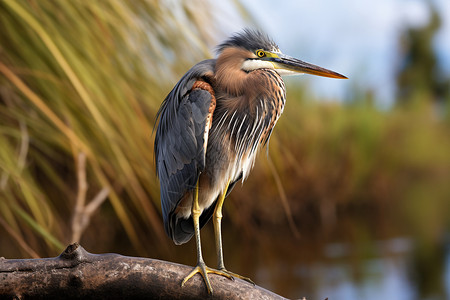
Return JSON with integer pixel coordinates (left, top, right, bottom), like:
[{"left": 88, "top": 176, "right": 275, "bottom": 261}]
[
  {"left": 215, "top": 47, "right": 249, "bottom": 96},
  {"left": 212, "top": 47, "right": 286, "bottom": 161},
  {"left": 214, "top": 47, "right": 273, "bottom": 111}
]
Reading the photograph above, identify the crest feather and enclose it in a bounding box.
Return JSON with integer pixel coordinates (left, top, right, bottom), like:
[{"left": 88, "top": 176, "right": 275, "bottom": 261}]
[{"left": 216, "top": 29, "right": 280, "bottom": 54}]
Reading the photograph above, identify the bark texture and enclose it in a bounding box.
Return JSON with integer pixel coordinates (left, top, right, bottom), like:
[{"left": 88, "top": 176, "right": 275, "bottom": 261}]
[{"left": 0, "top": 243, "right": 288, "bottom": 299}]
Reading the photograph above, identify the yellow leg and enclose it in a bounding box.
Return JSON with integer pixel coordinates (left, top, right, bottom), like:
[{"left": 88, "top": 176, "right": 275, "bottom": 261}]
[
  {"left": 213, "top": 181, "right": 254, "bottom": 284},
  {"left": 181, "top": 182, "right": 233, "bottom": 294},
  {"left": 213, "top": 181, "right": 229, "bottom": 270}
]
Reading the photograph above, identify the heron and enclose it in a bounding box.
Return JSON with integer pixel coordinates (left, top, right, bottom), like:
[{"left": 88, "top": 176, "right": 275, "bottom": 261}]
[{"left": 154, "top": 29, "right": 346, "bottom": 294}]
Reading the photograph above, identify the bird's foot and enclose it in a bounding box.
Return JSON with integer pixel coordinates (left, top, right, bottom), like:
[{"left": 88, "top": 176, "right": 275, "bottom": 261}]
[
  {"left": 181, "top": 261, "right": 234, "bottom": 294},
  {"left": 218, "top": 267, "right": 255, "bottom": 285}
]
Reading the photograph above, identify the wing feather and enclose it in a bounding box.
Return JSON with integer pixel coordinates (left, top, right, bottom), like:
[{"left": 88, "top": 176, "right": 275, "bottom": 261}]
[{"left": 154, "top": 60, "right": 216, "bottom": 240}]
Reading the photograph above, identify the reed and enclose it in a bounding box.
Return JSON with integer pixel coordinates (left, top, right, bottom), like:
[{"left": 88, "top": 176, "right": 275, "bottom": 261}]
[
  {"left": 0, "top": 0, "right": 215, "bottom": 257},
  {"left": 1, "top": 1, "right": 449, "bottom": 259}
]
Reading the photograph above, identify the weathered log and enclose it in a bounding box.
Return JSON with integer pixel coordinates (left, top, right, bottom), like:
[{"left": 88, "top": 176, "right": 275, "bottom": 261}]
[{"left": 0, "top": 243, "right": 288, "bottom": 299}]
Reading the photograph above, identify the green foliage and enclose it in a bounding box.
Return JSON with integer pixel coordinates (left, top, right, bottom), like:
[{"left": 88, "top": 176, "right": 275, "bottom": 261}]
[
  {"left": 0, "top": 1, "right": 449, "bottom": 261},
  {"left": 0, "top": 0, "right": 214, "bottom": 257},
  {"left": 231, "top": 89, "right": 450, "bottom": 241},
  {"left": 396, "top": 3, "right": 450, "bottom": 104}
]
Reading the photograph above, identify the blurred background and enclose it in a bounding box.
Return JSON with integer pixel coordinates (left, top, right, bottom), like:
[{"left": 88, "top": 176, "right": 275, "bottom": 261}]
[{"left": 0, "top": 0, "right": 449, "bottom": 299}]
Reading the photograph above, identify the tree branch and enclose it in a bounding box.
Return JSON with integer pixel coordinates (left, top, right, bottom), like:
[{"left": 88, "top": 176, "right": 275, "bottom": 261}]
[
  {"left": 0, "top": 243, "right": 289, "bottom": 299},
  {"left": 71, "top": 152, "right": 109, "bottom": 243}
]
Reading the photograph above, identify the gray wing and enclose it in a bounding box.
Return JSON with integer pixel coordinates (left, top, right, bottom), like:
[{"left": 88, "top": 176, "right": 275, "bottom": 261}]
[{"left": 154, "top": 60, "right": 215, "bottom": 241}]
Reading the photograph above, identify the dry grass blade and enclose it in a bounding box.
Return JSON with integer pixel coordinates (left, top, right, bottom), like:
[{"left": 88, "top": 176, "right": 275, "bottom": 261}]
[
  {"left": 0, "top": 0, "right": 217, "bottom": 256},
  {"left": 0, "top": 216, "right": 40, "bottom": 258},
  {"left": 266, "top": 155, "right": 300, "bottom": 239}
]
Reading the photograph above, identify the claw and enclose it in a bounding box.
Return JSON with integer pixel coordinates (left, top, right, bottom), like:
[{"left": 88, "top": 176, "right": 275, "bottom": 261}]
[
  {"left": 181, "top": 261, "right": 234, "bottom": 294},
  {"left": 219, "top": 268, "right": 255, "bottom": 285}
]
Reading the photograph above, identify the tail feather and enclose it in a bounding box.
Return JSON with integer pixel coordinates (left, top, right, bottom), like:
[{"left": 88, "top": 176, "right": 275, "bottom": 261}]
[{"left": 167, "top": 201, "right": 217, "bottom": 245}]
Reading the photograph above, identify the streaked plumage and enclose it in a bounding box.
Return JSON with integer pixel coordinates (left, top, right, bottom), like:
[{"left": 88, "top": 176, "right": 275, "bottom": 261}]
[
  {"left": 154, "top": 29, "right": 346, "bottom": 294},
  {"left": 155, "top": 30, "right": 286, "bottom": 244}
]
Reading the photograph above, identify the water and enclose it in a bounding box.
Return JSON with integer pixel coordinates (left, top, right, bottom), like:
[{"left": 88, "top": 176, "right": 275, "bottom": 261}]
[
  {"left": 315, "top": 239, "right": 416, "bottom": 300},
  {"left": 247, "top": 236, "right": 450, "bottom": 300},
  {"left": 164, "top": 226, "right": 450, "bottom": 300},
  {"left": 159, "top": 208, "right": 450, "bottom": 300}
]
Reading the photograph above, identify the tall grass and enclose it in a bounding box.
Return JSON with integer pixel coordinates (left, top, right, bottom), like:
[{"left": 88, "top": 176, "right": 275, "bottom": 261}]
[
  {"left": 1, "top": 1, "right": 449, "bottom": 260},
  {"left": 0, "top": 0, "right": 215, "bottom": 257}
]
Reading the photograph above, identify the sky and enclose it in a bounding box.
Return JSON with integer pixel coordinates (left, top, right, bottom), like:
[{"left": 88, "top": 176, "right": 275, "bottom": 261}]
[{"left": 215, "top": 0, "right": 450, "bottom": 107}]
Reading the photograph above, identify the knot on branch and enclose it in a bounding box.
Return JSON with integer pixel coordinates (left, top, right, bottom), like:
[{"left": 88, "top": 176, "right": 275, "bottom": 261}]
[{"left": 59, "top": 243, "right": 89, "bottom": 263}]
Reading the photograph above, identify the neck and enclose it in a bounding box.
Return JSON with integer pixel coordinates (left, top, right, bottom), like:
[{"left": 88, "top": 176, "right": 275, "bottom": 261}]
[{"left": 215, "top": 48, "right": 249, "bottom": 96}]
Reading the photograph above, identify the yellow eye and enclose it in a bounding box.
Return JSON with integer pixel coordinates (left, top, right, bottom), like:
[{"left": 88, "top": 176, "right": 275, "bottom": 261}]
[{"left": 256, "top": 50, "right": 265, "bottom": 58}]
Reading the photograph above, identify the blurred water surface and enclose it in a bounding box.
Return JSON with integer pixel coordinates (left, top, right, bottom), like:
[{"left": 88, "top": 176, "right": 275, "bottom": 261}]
[
  {"left": 215, "top": 225, "right": 448, "bottom": 299},
  {"left": 0, "top": 2, "right": 449, "bottom": 300}
]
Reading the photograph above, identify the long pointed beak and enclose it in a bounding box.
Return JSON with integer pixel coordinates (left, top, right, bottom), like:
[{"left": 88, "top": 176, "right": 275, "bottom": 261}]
[{"left": 270, "top": 54, "right": 347, "bottom": 79}]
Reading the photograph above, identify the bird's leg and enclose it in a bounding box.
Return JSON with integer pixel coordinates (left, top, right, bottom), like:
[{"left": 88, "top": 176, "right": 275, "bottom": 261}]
[
  {"left": 181, "top": 181, "right": 233, "bottom": 294},
  {"left": 213, "top": 181, "right": 229, "bottom": 271},
  {"left": 213, "top": 181, "right": 255, "bottom": 285}
]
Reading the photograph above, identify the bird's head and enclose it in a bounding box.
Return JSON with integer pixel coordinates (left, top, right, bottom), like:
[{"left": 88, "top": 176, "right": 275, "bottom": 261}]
[{"left": 217, "top": 29, "right": 347, "bottom": 79}]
